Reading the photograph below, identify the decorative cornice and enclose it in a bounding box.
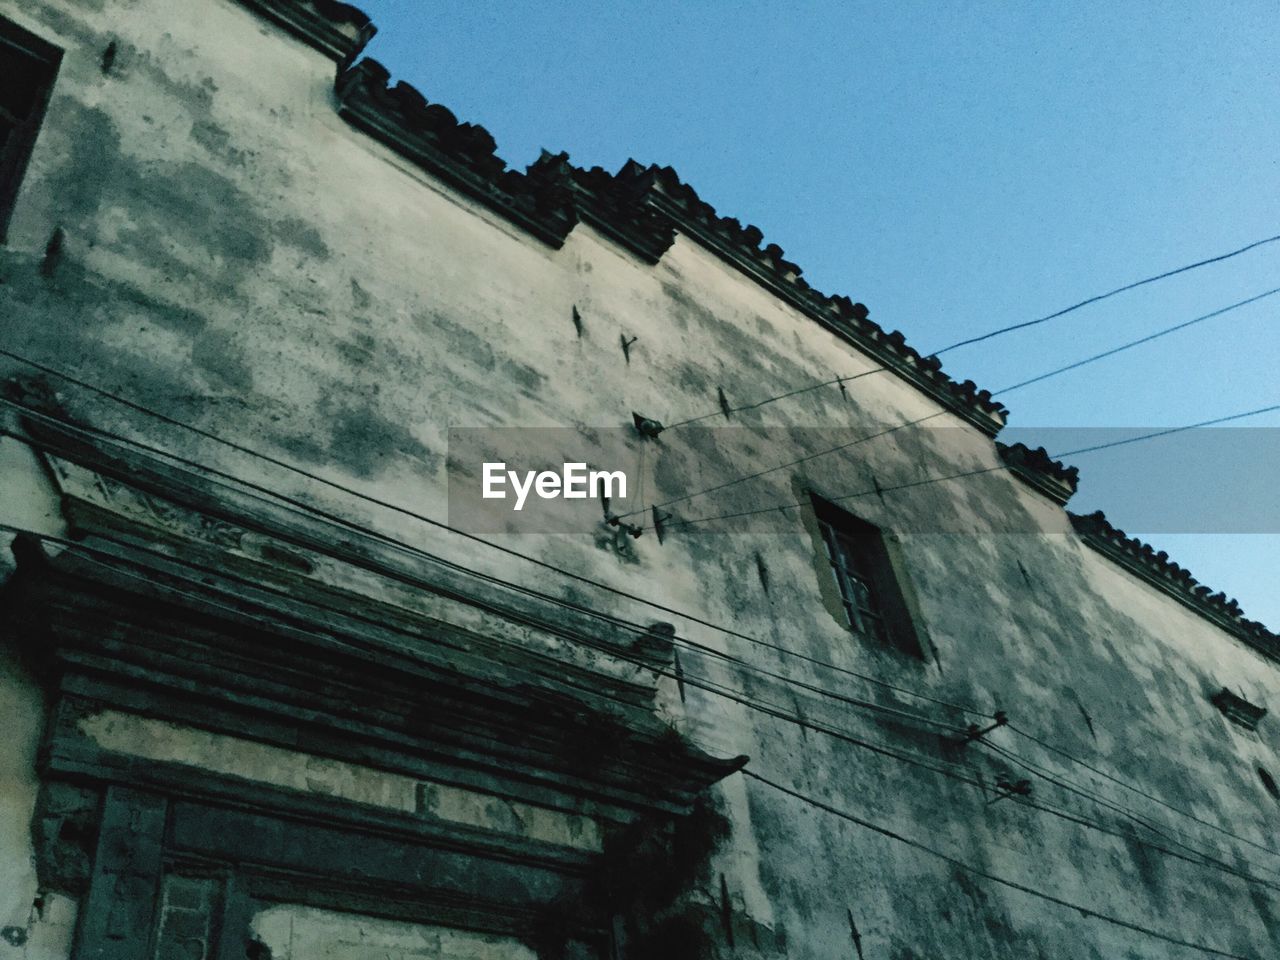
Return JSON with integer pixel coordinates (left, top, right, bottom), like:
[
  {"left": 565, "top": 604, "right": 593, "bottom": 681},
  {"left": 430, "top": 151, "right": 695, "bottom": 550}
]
[
  {"left": 997, "top": 442, "right": 1078, "bottom": 505},
  {"left": 233, "top": 0, "right": 375, "bottom": 64},
  {"left": 328, "top": 58, "right": 1008, "bottom": 435},
  {"left": 1070, "top": 511, "right": 1280, "bottom": 661},
  {"left": 10, "top": 437, "right": 749, "bottom": 821}
]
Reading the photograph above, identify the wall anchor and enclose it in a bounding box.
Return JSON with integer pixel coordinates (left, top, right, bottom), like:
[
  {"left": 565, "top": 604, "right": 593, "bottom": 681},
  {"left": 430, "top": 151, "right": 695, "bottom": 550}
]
[
  {"left": 632, "top": 411, "right": 664, "bottom": 438},
  {"left": 960, "top": 710, "right": 1008, "bottom": 745},
  {"left": 652, "top": 506, "right": 673, "bottom": 544},
  {"left": 987, "top": 776, "right": 1032, "bottom": 805},
  {"left": 606, "top": 513, "right": 643, "bottom": 538}
]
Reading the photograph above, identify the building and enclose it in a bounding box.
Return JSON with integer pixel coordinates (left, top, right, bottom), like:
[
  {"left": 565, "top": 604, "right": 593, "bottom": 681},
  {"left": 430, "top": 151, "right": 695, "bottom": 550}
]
[{"left": 1, "top": 1, "right": 1278, "bottom": 958}]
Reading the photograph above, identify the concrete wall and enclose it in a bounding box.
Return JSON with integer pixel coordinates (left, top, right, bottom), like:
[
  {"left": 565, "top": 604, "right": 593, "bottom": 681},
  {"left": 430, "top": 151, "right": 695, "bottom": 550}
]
[
  {"left": 1, "top": 1, "right": 1278, "bottom": 957},
  {"left": 252, "top": 904, "right": 537, "bottom": 960}
]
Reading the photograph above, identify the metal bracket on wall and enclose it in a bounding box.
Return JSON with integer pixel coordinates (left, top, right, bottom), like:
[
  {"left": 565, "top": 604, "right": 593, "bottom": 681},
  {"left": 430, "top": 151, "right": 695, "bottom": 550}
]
[
  {"left": 987, "top": 776, "right": 1032, "bottom": 806},
  {"left": 632, "top": 411, "right": 664, "bottom": 439},
  {"left": 958, "top": 710, "right": 1008, "bottom": 746},
  {"left": 606, "top": 513, "right": 643, "bottom": 539},
  {"left": 651, "top": 507, "right": 673, "bottom": 544}
]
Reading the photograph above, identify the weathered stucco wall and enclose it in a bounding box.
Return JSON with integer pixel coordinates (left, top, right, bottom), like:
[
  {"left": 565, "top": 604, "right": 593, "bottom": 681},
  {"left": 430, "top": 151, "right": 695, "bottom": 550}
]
[
  {"left": 251, "top": 904, "right": 538, "bottom": 960},
  {"left": 1, "top": 1, "right": 1278, "bottom": 958}
]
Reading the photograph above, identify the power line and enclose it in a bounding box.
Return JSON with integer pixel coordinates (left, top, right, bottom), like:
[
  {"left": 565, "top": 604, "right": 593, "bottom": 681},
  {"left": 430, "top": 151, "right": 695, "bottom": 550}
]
[
  {"left": 3, "top": 374, "right": 1277, "bottom": 876},
  {"left": 991, "top": 713, "right": 1280, "bottom": 878},
  {"left": 742, "top": 769, "right": 1260, "bottom": 960},
  {"left": 665, "top": 372, "right": 865, "bottom": 429},
  {"left": 7, "top": 516, "right": 1276, "bottom": 892},
  {"left": 1007, "top": 723, "right": 1280, "bottom": 861},
  {"left": 663, "top": 232, "right": 1280, "bottom": 429},
  {"left": 0, "top": 394, "right": 988, "bottom": 727},
  {"left": 1009, "top": 786, "right": 1278, "bottom": 887},
  {"left": 994, "top": 286, "right": 1280, "bottom": 394},
  {"left": 627, "top": 410, "right": 948, "bottom": 520},
  {"left": 13, "top": 405, "right": 1275, "bottom": 882},
  {"left": 936, "top": 232, "right": 1280, "bottom": 355},
  {"left": 1, "top": 301, "right": 1271, "bottom": 716},
  {"left": 661, "top": 401, "right": 1280, "bottom": 530},
  {"left": 981, "top": 740, "right": 1280, "bottom": 884},
  {"left": 0, "top": 360, "right": 994, "bottom": 720},
  {"left": 625, "top": 285, "right": 1279, "bottom": 520}
]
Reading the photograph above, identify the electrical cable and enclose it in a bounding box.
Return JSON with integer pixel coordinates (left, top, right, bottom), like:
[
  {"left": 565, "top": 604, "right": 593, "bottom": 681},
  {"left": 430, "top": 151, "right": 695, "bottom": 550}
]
[
  {"left": 660, "top": 401, "right": 1280, "bottom": 530},
  {"left": 2, "top": 374, "right": 1277, "bottom": 877},
  {"left": 1007, "top": 723, "right": 1280, "bottom": 861},
  {"left": 936, "top": 232, "right": 1280, "bottom": 355},
  {"left": 994, "top": 286, "right": 1280, "bottom": 395},
  {"left": 742, "top": 769, "right": 1260, "bottom": 960},
  {"left": 1007, "top": 786, "right": 1278, "bottom": 885},
  {"left": 662, "top": 233, "right": 1280, "bottom": 429},
  {"left": 0, "top": 358, "right": 995, "bottom": 719},
  {"left": 4, "top": 381, "right": 1276, "bottom": 868},
  {"left": 981, "top": 740, "right": 1280, "bottom": 884},
  {"left": 6, "top": 518, "right": 1277, "bottom": 894},
  {"left": 3, "top": 371, "right": 1275, "bottom": 871},
  {"left": 11, "top": 478, "right": 1275, "bottom": 887},
  {"left": 624, "top": 284, "right": 1280, "bottom": 520},
  {"left": 0, "top": 395, "right": 982, "bottom": 732},
  {"left": 630, "top": 411, "right": 948, "bottom": 518}
]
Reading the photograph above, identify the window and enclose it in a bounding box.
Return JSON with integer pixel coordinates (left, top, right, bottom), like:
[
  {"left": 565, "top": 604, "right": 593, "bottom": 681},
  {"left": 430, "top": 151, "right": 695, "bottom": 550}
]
[
  {"left": 812, "top": 495, "right": 921, "bottom": 656},
  {"left": 0, "top": 16, "right": 61, "bottom": 242}
]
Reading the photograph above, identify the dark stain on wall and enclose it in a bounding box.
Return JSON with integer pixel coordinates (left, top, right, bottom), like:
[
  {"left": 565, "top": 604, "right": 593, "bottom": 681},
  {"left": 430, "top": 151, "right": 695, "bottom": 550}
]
[
  {"left": 191, "top": 329, "right": 254, "bottom": 393},
  {"left": 3, "top": 248, "right": 211, "bottom": 338},
  {"left": 672, "top": 360, "right": 709, "bottom": 395},
  {"left": 190, "top": 119, "right": 249, "bottom": 167},
  {"left": 44, "top": 102, "right": 120, "bottom": 227},
  {"left": 310, "top": 399, "right": 440, "bottom": 480},
  {"left": 412, "top": 309, "right": 497, "bottom": 372},
  {"left": 125, "top": 46, "right": 218, "bottom": 114},
  {"left": 272, "top": 217, "right": 330, "bottom": 260},
  {"left": 502, "top": 359, "right": 547, "bottom": 397},
  {"left": 1122, "top": 827, "right": 1165, "bottom": 892},
  {"left": 44, "top": 102, "right": 298, "bottom": 293},
  {"left": 335, "top": 332, "right": 377, "bottom": 367}
]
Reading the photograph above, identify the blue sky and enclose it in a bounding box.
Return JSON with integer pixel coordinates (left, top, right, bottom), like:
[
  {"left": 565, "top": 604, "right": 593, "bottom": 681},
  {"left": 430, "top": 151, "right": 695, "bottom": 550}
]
[{"left": 356, "top": 1, "right": 1279, "bottom": 628}]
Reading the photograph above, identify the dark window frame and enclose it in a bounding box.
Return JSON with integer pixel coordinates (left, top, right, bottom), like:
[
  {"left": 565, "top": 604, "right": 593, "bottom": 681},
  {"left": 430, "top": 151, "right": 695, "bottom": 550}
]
[
  {"left": 0, "top": 15, "right": 62, "bottom": 243},
  {"left": 811, "top": 494, "right": 924, "bottom": 658}
]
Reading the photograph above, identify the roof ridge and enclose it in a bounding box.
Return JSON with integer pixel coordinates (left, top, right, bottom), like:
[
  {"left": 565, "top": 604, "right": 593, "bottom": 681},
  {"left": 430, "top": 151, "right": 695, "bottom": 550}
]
[
  {"left": 234, "top": 0, "right": 374, "bottom": 63},
  {"left": 231, "top": 1, "right": 1275, "bottom": 650},
  {"left": 1070, "top": 511, "right": 1279, "bottom": 658},
  {"left": 997, "top": 442, "right": 1079, "bottom": 505},
  {"left": 330, "top": 54, "right": 1008, "bottom": 435}
]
